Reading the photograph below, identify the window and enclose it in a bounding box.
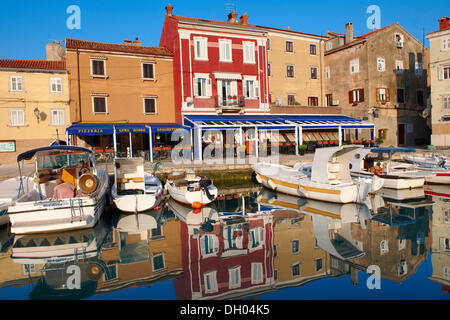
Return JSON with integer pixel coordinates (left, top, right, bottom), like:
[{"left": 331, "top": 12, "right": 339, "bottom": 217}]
[
  {"left": 397, "top": 88, "right": 405, "bottom": 103},
  {"left": 415, "top": 62, "right": 423, "bottom": 75},
  {"left": 228, "top": 266, "right": 241, "bottom": 289},
  {"left": 308, "top": 97, "right": 319, "bottom": 106},
  {"left": 326, "top": 94, "right": 333, "bottom": 106},
  {"left": 144, "top": 98, "right": 157, "bottom": 114},
  {"left": 310, "top": 67, "right": 318, "bottom": 79},
  {"left": 194, "top": 37, "right": 208, "bottom": 60},
  {"left": 92, "top": 96, "right": 107, "bottom": 114},
  {"left": 91, "top": 59, "right": 105, "bottom": 76},
  {"left": 288, "top": 94, "right": 296, "bottom": 105},
  {"left": 292, "top": 263, "right": 300, "bottom": 277},
  {"left": 376, "top": 88, "right": 390, "bottom": 103},
  {"left": 394, "top": 33, "right": 404, "bottom": 47},
  {"left": 204, "top": 271, "right": 218, "bottom": 293},
  {"left": 350, "top": 59, "right": 359, "bottom": 74},
  {"left": 193, "top": 76, "right": 212, "bottom": 98},
  {"left": 9, "top": 109, "right": 25, "bottom": 126},
  {"left": 10, "top": 76, "right": 24, "bottom": 92},
  {"left": 326, "top": 41, "right": 333, "bottom": 51},
  {"left": 50, "top": 77, "right": 63, "bottom": 93},
  {"left": 151, "top": 225, "right": 163, "bottom": 239},
  {"left": 377, "top": 57, "right": 385, "bottom": 72},
  {"left": 292, "top": 240, "right": 299, "bottom": 254},
  {"left": 219, "top": 39, "right": 232, "bottom": 62},
  {"left": 442, "top": 37, "right": 450, "bottom": 51},
  {"left": 444, "top": 266, "right": 450, "bottom": 279},
  {"left": 268, "top": 63, "right": 271, "bottom": 76},
  {"left": 398, "top": 237, "right": 406, "bottom": 250},
  {"left": 152, "top": 253, "right": 165, "bottom": 271},
  {"left": 22, "top": 264, "right": 37, "bottom": 275},
  {"left": 286, "top": 41, "right": 294, "bottom": 53},
  {"left": 438, "top": 66, "right": 450, "bottom": 80},
  {"left": 50, "top": 109, "right": 65, "bottom": 126},
  {"left": 310, "top": 44, "right": 317, "bottom": 55},
  {"left": 439, "top": 237, "right": 450, "bottom": 251},
  {"left": 380, "top": 240, "right": 389, "bottom": 254},
  {"left": 274, "top": 245, "right": 277, "bottom": 257},
  {"left": 251, "top": 262, "right": 263, "bottom": 284},
  {"left": 378, "top": 129, "right": 387, "bottom": 139},
  {"left": 398, "top": 260, "right": 408, "bottom": 276},
  {"left": 250, "top": 227, "right": 264, "bottom": 249},
  {"left": 349, "top": 89, "right": 364, "bottom": 104},
  {"left": 395, "top": 60, "right": 404, "bottom": 73},
  {"left": 142, "top": 63, "right": 155, "bottom": 79},
  {"left": 443, "top": 96, "right": 450, "bottom": 109},
  {"left": 267, "top": 38, "right": 270, "bottom": 50},
  {"left": 244, "top": 79, "right": 259, "bottom": 99},
  {"left": 243, "top": 41, "right": 255, "bottom": 64},
  {"left": 416, "top": 90, "right": 424, "bottom": 107},
  {"left": 325, "top": 66, "right": 330, "bottom": 80},
  {"left": 316, "top": 259, "right": 323, "bottom": 272},
  {"left": 286, "top": 65, "right": 294, "bottom": 78},
  {"left": 274, "top": 269, "right": 278, "bottom": 281},
  {"left": 445, "top": 210, "right": 450, "bottom": 223}
]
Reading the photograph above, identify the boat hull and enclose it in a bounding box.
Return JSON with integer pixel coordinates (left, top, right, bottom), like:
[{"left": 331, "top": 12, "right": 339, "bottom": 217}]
[
  {"left": 112, "top": 192, "right": 162, "bottom": 213},
  {"left": 166, "top": 182, "right": 218, "bottom": 206},
  {"left": 424, "top": 172, "right": 450, "bottom": 185},
  {"left": 351, "top": 171, "right": 424, "bottom": 190}
]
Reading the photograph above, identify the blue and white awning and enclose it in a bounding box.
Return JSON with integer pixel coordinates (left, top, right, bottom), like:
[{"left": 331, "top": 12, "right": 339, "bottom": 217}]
[{"left": 66, "top": 123, "right": 188, "bottom": 136}]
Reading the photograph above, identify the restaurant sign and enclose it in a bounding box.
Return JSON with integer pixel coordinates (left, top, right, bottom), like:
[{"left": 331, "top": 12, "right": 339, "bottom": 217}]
[{"left": 0, "top": 140, "right": 16, "bottom": 152}]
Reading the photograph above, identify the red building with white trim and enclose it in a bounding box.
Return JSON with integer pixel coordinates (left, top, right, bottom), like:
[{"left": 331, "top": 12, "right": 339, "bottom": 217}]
[{"left": 160, "top": 5, "right": 270, "bottom": 123}]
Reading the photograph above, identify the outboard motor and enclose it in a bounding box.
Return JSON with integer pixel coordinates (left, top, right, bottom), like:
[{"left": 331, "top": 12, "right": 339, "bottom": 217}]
[{"left": 199, "top": 178, "right": 214, "bottom": 201}]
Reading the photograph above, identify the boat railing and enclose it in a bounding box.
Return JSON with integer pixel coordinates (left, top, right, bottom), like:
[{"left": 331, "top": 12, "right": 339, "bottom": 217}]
[{"left": 70, "top": 198, "right": 85, "bottom": 223}]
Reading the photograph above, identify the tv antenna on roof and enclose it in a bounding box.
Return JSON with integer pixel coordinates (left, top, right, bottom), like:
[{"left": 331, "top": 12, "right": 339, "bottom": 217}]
[{"left": 225, "top": 3, "right": 237, "bottom": 13}]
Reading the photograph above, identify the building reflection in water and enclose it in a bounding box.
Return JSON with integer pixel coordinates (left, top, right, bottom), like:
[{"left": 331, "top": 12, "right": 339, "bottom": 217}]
[{"left": 0, "top": 185, "right": 443, "bottom": 299}]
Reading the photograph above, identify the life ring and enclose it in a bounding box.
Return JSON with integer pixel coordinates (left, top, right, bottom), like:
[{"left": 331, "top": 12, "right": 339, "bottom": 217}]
[{"left": 79, "top": 173, "right": 99, "bottom": 194}]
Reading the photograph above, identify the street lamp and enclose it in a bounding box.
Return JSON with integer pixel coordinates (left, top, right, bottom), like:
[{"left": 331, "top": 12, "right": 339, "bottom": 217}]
[{"left": 33, "top": 107, "right": 40, "bottom": 121}]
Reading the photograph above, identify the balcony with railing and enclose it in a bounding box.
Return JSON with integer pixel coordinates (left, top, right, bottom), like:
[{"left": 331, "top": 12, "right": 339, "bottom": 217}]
[{"left": 215, "top": 96, "right": 245, "bottom": 114}]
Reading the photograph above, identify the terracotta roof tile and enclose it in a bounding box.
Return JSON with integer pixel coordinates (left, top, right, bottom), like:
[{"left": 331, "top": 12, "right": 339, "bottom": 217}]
[
  {"left": 0, "top": 59, "right": 66, "bottom": 70},
  {"left": 65, "top": 38, "right": 173, "bottom": 57}
]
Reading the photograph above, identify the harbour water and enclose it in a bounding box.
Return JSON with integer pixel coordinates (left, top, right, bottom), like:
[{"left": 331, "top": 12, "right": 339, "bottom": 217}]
[{"left": 0, "top": 179, "right": 448, "bottom": 300}]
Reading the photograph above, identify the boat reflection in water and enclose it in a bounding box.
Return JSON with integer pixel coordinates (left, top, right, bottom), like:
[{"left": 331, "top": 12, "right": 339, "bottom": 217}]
[{"left": 0, "top": 185, "right": 442, "bottom": 299}]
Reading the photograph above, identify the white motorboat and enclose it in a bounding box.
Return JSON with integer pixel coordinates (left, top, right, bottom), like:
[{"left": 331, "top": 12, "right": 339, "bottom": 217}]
[
  {"left": 253, "top": 145, "right": 376, "bottom": 204},
  {"left": 165, "top": 170, "right": 218, "bottom": 207},
  {"left": 0, "top": 176, "right": 34, "bottom": 226},
  {"left": 389, "top": 159, "right": 450, "bottom": 185},
  {"left": 7, "top": 146, "right": 109, "bottom": 234},
  {"left": 350, "top": 148, "right": 425, "bottom": 190},
  {"left": 111, "top": 157, "right": 163, "bottom": 213},
  {"left": 404, "top": 154, "right": 449, "bottom": 168}
]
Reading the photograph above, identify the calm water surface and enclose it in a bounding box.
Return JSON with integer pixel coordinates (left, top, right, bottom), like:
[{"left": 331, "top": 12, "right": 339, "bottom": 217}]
[{"left": 0, "top": 182, "right": 449, "bottom": 300}]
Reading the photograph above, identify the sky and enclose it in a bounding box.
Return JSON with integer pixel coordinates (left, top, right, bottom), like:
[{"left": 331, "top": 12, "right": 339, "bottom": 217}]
[{"left": 0, "top": 0, "right": 449, "bottom": 60}]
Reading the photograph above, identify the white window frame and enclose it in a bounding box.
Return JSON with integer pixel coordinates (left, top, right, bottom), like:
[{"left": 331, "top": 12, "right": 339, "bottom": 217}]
[
  {"left": 203, "top": 270, "right": 218, "bottom": 293},
  {"left": 292, "top": 263, "right": 300, "bottom": 277},
  {"left": 228, "top": 266, "right": 241, "bottom": 289},
  {"left": 292, "top": 240, "right": 300, "bottom": 254},
  {"left": 380, "top": 240, "right": 389, "bottom": 254},
  {"left": 193, "top": 73, "right": 212, "bottom": 98},
  {"left": 152, "top": 252, "right": 166, "bottom": 272},
  {"left": 249, "top": 227, "right": 264, "bottom": 251},
  {"left": 200, "top": 234, "right": 219, "bottom": 258},
  {"left": 141, "top": 62, "right": 156, "bottom": 80},
  {"left": 285, "top": 41, "right": 294, "bottom": 53},
  {"left": 443, "top": 96, "right": 450, "bottom": 109},
  {"left": 310, "top": 66, "right": 318, "bottom": 79},
  {"left": 394, "top": 33, "right": 404, "bottom": 47},
  {"left": 194, "top": 37, "right": 208, "bottom": 61},
  {"left": 50, "top": 109, "right": 65, "bottom": 126},
  {"left": 395, "top": 60, "right": 404, "bottom": 74},
  {"left": 90, "top": 58, "right": 107, "bottom": 78},
  {"left": 326, "top": 41, "right": 333, "bottom": 51},
  {"left": 325, "top": 66, "right": 330, "bottom": 80},
  {"left": 50, "top": 77, "right": 63, "bottom": 93},
  {"left": 286, "top": 64, "right": 295, "bottom": 78},
  {"left": 377, "top": 57, "right": 385, "bottom": 72},
  {"left": 398, "top": 237, "right": 406, "bottom": 251},
  {"left": 91, "top": 94, "right": 108, "bottom": 114},
  {"left": 444, "top": 266, "right": 450, "bottom": 279},
  {"left": 316, "top": 258, "right": 323, "bottom": 272},
  {"left": 243, "top": 41, "right": 255, "bottom": 64},
  {"left": 442, "top": 37, "right": 450, "bottom": 51},
  {"left": 350, "top": 59, "right": 359, "bottom": 74},
  {"left": 219, "top": 39, "right": 233, "bottom": 62},
  {"left": 398, "top": 260, "right": 408, "bottom": 276},
  {"left": 251, "top": 262, "right": 263, "bottom": 285},
  {"left": 9, "top": 109, "right": 25, "bottom": 126},
  {"left": 444, "top": 210, "right": 450, "bottom": 223},
  {"left": 143, "top": 96, "right": 157, "bottom": 115},
  {"left": 310, "top": 44, "right": 317, "bottom": 55},
  {"left": 243, "top": 76, "right": 259, "bottom": 99},
  {"left": 10, "top": 75, "right": 24, "bottom": 92}
]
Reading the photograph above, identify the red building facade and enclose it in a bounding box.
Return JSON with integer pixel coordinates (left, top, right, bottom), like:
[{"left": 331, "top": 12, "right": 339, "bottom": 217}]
[{"left": 160, "top": 5, "right": 270, "bottom": 123}]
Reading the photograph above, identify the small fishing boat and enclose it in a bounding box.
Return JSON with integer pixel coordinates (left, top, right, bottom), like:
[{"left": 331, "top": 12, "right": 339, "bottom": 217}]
[
  {"left": 404, "top": 154, "right": 448, "bottom": 168},
  {"left": 7, "top": 146, "right": 109, "bottom": 234},
  {"left": 254, "top": 145, "right": 376, "bottom": 204},
  {"left": 390, "top": 159, "right": 450, "bottom": 185},
  {"left": 350, "top": 148, "right": 425, "bottom": 190},
  {"left": 165, "top": 170, "right": 218, "bottom": 207},
  {"left": 111, "top": 157, "right": 163, "bottom": 213}
]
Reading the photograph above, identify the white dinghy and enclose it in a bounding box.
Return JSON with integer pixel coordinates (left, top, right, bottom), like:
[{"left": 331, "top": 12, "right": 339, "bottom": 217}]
[
  {"left": 350, "top": 148, "right": 425, "bottom": 190},
  {"left": 254, "top": 145, "right": 376, "bottom": 204},
  {"left": 111, "top": 157, "right": 163, "bottom": 213},
  {"left": 165, "top": 170, "right": 218, "bottom": 207},
  {"left": 7, "top": 146, "right": 109, "bottom": 234}
]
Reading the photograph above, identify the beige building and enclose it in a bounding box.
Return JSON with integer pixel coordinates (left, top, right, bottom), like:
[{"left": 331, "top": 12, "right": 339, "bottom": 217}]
[
  {"left": 0, "top": 54, "right": 69, "bottom": 164},
  {"left": 263, "top": 27, "right": 326, "bottom": 107},
  {"left": 426, "top": 17, "right": 450, "bottom": 148},
  {"left": 325, "top": 23, "right": 429, "bottom": 146}
]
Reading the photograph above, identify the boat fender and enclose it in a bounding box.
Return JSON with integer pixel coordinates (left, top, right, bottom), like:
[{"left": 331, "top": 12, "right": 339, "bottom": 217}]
[
  {"left": 255, "top": 174, "right": 262, "bottom": 184},
  {"left": 268, "top": 179, "right": 277, "bottom": 191},
  {"left": 79, "top": 173, "right": 99, "bottom": 194},
  {"left": 86, "top": 263, "right": 103, "bottom": 281},
  {"left": 192, "top": 201, "right": 202, "bottom": 209}
]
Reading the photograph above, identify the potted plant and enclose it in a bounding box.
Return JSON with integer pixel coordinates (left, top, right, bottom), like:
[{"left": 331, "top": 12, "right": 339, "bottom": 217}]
[
  {"left": 299, "top": 144, "right": 307, "bottom": 155},
  {"left": 375, "top": 137, "right": 383, "bottom": 146}
]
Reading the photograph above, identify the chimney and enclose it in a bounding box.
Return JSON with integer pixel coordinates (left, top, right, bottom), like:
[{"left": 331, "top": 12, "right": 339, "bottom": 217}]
[
  {"left": 165, "top": 3, "right": 173, "bottom": 16},
  {"left": 286, "top": 26, "right": 290, "bottom": 31},
  {"left": 123, "top": 39, "right": 133, "bottom": 45},
  {"left": 46, "top": 40, "right": 64, "bottom": 61},
  {"left": 439, "top": 16, "right": 450, "bottom": 31},
  {"left": 227, "top": 11, "right": 237, "bottom": 24},
  {"left": 345, "top": 22, "right": 354, "bottom": 44},
  {"left": 133, "top": 37, "right": 142, "bottom": 46},
  {"left": 240, "top": 13, "right": 248, "bottom": 25}
]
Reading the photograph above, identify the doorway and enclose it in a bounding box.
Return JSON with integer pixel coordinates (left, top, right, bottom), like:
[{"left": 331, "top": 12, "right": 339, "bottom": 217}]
[{"left": 398, "top": 124, "right": 405, "bottom": 146}]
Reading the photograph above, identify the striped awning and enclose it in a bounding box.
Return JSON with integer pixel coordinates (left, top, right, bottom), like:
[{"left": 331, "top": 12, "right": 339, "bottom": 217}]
[{"left": 213, "top": 72, "right": 242, "bottom": 80}]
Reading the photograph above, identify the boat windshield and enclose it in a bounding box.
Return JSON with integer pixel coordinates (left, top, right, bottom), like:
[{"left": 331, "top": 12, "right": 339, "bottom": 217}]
[{"left": 38, "top": 152, "right": 91, "bottom": 170}]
